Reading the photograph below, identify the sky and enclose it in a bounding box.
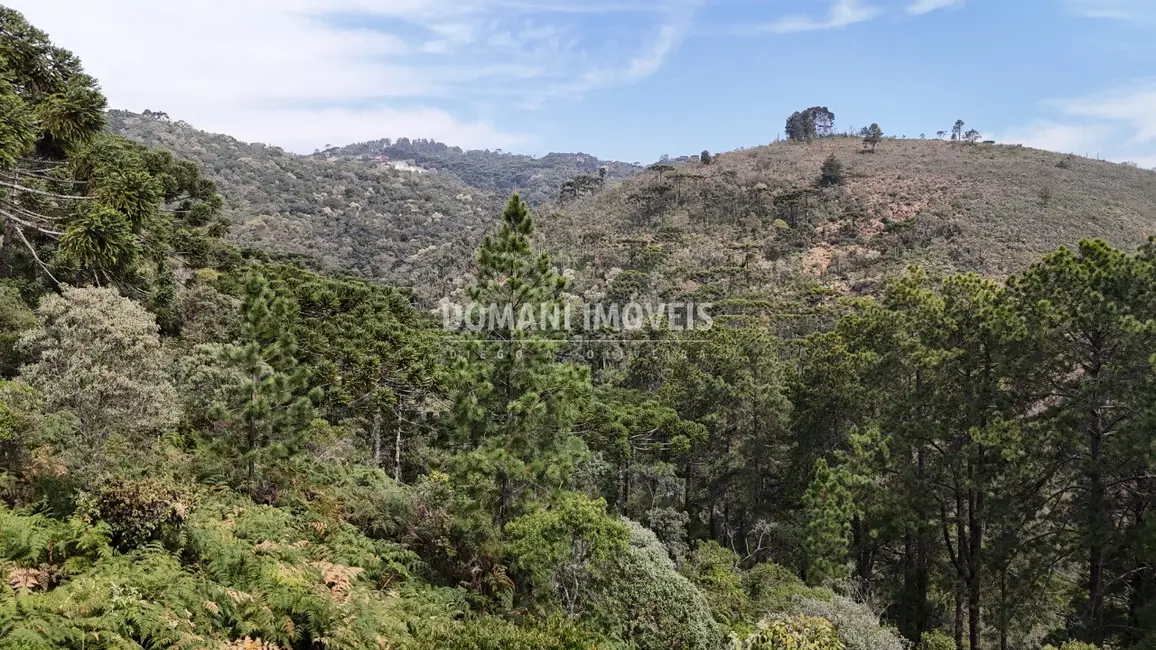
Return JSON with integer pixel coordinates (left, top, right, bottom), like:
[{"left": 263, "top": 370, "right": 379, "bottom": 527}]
[{"left": 10, "top": 0, "right": 1156, "bottom": 166}]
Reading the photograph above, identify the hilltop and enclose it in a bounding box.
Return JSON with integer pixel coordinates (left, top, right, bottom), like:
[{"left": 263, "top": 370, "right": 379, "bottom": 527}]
[
  {"left": 321, "top": 137, "right": 640, "bottom": 206},
  {"left": 542, "top": 136, "right": 1156, "bottom": 309},
  {"left": 109, "top": 112, "right": 1156, "bottom": 307}
]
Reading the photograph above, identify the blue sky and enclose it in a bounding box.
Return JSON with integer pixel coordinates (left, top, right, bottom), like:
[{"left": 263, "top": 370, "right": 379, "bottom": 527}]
[{"left": 11, "top": 0, "right": 1156, "bottom": 166}]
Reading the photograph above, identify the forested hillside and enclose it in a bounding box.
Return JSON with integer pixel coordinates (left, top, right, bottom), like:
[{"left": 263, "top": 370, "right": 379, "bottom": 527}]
[
  {"left": 321, "top": 137, "right": 640, "bottom": 206},
  {"left": 5, "top": 6, "right": 1156, "bottom": 650},
  {"left": 107, "top": 111, "right": 503, "bottom": 294}
]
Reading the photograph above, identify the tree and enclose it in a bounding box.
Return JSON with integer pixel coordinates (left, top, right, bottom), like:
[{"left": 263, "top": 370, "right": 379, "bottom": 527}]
[
  {"left": 507, "top": 493, "right": 629, "bottom": 616},
  {"left": 808, "top": 107, "right": 837, "bottom": 137},
  {"left": 1009, "top": 241, "right": 1156, "bottom": 645},
  {"left": 802, "top": 458, "right": 855, "bottom": 585},
  {"left": 952, "top": 120, "right": 965, "bottom": 142},
  {"left": 786, "top": 107, "right": 836, "bottom": 142},
  {"left": 0, "top": 282, "right": 35, "bottom": 376},
  {"left": 786, "top": 111, "right": 817, "bottom": 142},
  {"left": 447, "top": 193, "right": 591, "bottom": 524},
  {"left": 863, "top": 123, "right": 884, "bottom": 152},
  {"left": 256, "top": 264, "right": 442, "bottom": 482},
  {"left": 964, "top": 129, "right": 982, "bottom": 144},
  {"left": 210, "top": 271, "right": 321, "bottom": 497},
  {"left": 819, "top": 154, "right": 846, "bottom": 187},
  {"left": 700, "top": 150, "right": 713, "bottom": 165},
  {"left": 0, "top": 8, "right": 224, "bottom": 290},
  {"left": 18, "top": 286, "right": 178, "bottom": 445}
]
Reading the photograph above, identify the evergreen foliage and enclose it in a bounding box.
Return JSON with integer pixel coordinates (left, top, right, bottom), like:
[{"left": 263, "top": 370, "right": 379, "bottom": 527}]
[
  {"left": 0, "top": 8, "right": 225, "bottom": 293},
  {"left": 818, "top": 154, "right": 846, "bottom": 187},
  {"left": 3, "top": 10, "right": 1156, "bottom": 650},
  {"left": 802, "top": 458, "right": 854, "bottom": 586},
  {"left": 209, "top": 271, "right": 321, "bottom": 498}
]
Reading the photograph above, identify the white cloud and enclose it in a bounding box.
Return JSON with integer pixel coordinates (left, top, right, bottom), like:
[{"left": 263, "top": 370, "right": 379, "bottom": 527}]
[
  {"left": 1060, "top": 83, "right": 1156, "bottom": 144},
  {"left": 993, "top": 120, "right": 1118, "bottom": 154},
  {"left": 6, "top": 0, "right": 692, "bottom": 152},
  {"left": 763, "top": 0, "right": 883, "bottom": 34},
  {"left": 996, "top": 81, "right": 1156, "bottom": 165},
  {"left": 906, "top": 0, "right": 965, "bottom": 16},
  {"left": 1065, "top": 0, "right": 1156, "bottom": 21}
]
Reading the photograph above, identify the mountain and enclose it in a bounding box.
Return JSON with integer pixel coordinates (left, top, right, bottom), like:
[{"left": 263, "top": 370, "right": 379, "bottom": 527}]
[
  {"left": 320, "top": 137, "right": 640, "bottom": 206},
  {"left": 110, "top": 111, "right": 1156, "bottom": 309},
  {"left": 106, "top": 111, "right": 504, "bottom": 295},
  {"left": 540, "top": 136, "right": 1156, "bottom": 309}
]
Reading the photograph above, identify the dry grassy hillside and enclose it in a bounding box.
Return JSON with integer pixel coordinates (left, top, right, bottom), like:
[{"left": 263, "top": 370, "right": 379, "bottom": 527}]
[
  {"left": 105, "top": 111, "right": 1156, "bottom": 307},
  {"left": 542, "top": 136, "right": 1156, "bottom": 308}
]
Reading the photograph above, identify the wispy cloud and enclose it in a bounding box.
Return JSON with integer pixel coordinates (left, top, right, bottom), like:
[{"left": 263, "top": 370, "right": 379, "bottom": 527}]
[
  {"left": 1065, "top": 0, "right": 1156, "bottom": 21},
  {"left": 996, "top": 81, "right": 1156, "bottom": 167},
  {"left": 7, "top": 0, "right": 695, "bottom": 152},
  {"left": 906, "top": 0, "right": 965, "bottom": 16},
  {"left": 762, "top": 0, "right": 883, "bottom": 34},
  {"left": 1059, "top": 82, "right": 1156, "bottom": 144},
  {"left": 994, "top": 120, "right": 1117, "bottom": 154}
]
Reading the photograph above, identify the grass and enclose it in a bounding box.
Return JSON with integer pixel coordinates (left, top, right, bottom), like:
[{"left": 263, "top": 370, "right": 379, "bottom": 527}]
[{"left": 543, "top": 136, "right": 1156, "bottom": 307}]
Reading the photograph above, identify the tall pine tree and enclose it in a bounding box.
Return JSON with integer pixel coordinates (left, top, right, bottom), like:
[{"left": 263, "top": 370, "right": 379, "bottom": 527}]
[
  {"left": 802, "top": 458, "right": 855, "bottom": 586},
  {"left": 212, "top": 271, "right": 320, "bottom": 498},
  {"left": 447, "top": 193, "right": 591, "bottom": 525}
]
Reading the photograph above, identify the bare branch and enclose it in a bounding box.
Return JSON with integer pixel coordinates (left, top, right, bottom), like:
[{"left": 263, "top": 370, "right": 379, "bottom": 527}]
[
  {"left": 0, "top": 179, "right": 90, "bottom": 200},
  {"left": 7, "top": 221, "right": 60, "bottom": 286}
]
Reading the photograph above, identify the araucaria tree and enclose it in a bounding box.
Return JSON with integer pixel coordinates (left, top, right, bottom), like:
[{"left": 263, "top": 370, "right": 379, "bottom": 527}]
[{"left": 0, "top": 7, "right": 224, "bottom": 292}]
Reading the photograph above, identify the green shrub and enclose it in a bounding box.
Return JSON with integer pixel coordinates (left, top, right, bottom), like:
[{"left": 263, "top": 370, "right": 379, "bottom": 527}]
[
  {"left": 734, "top": 615, "right": 845, "bottom": 650},
  {"left": 918, "top": 630, "right": 955, "bottom": 650},
  {"left": 744, "top": 562, "right": 831, "bottom": 616},
  {"left": 506, "top": 493, "right": 629, "bottom": 616},
  {"left": 588, "top": 520, "right": 723, "bottom": 650},
  {"left": 686, "top": 540, "right": 751, "bottom": 628},
  {"left": 793, "top": 595, "right": 907, "bottom": 650},
  {"left": 818, "top": 155, "right": 846, "bottom": 188},
  {"left": 75, "top": 476, "right": 192, "bottom": 551},
  {"left": 410, "top": 614, "right": 621, "bottom": 650},
  {"left": 1042, "top": 642, "right": 1100, "bottom": 650}
]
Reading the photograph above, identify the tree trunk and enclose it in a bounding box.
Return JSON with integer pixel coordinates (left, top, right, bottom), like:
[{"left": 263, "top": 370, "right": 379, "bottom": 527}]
[
  {"left": 371, "top": 407, "right": 382, "bottom": 467},
  {"left": 394, "top": 407, "right": 403, "bottom": 482},
  {"left": 1089, "top": 416, "right": 1105, "bottom": 643},
  {"left": 968, "top": 484, "right": 983, "bottom": 650},
  {"left": 956, "top": 487, "right": 968, "bottom": 650}
]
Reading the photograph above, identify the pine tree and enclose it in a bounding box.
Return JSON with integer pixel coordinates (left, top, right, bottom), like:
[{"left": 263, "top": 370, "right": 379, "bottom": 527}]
[
  {"left": 212, "top": 271, "right": 320, "bottom": 497},
  {"left": 818, "top": 154, "right": 846, "bottom": 187},
  {"left": 1009, "top": 240, "right": 1156, "bottom": 644},
  {"left": 802, "top": 458, "right": 854, "bottom": 586},
  {"left": 952, "top": 120, "right": 965, "bottom": 142},
  {"left": 863, "top": 123, "right": 884, "bottom": 152},
  {"left": 448, "top": 193, "right": 591, "bottom": 524}
]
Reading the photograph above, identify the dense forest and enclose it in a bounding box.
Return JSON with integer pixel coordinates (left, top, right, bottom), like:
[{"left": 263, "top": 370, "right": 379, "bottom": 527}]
[{"left": 3, "top": 6, "right": 1156, "bottom": 650}]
